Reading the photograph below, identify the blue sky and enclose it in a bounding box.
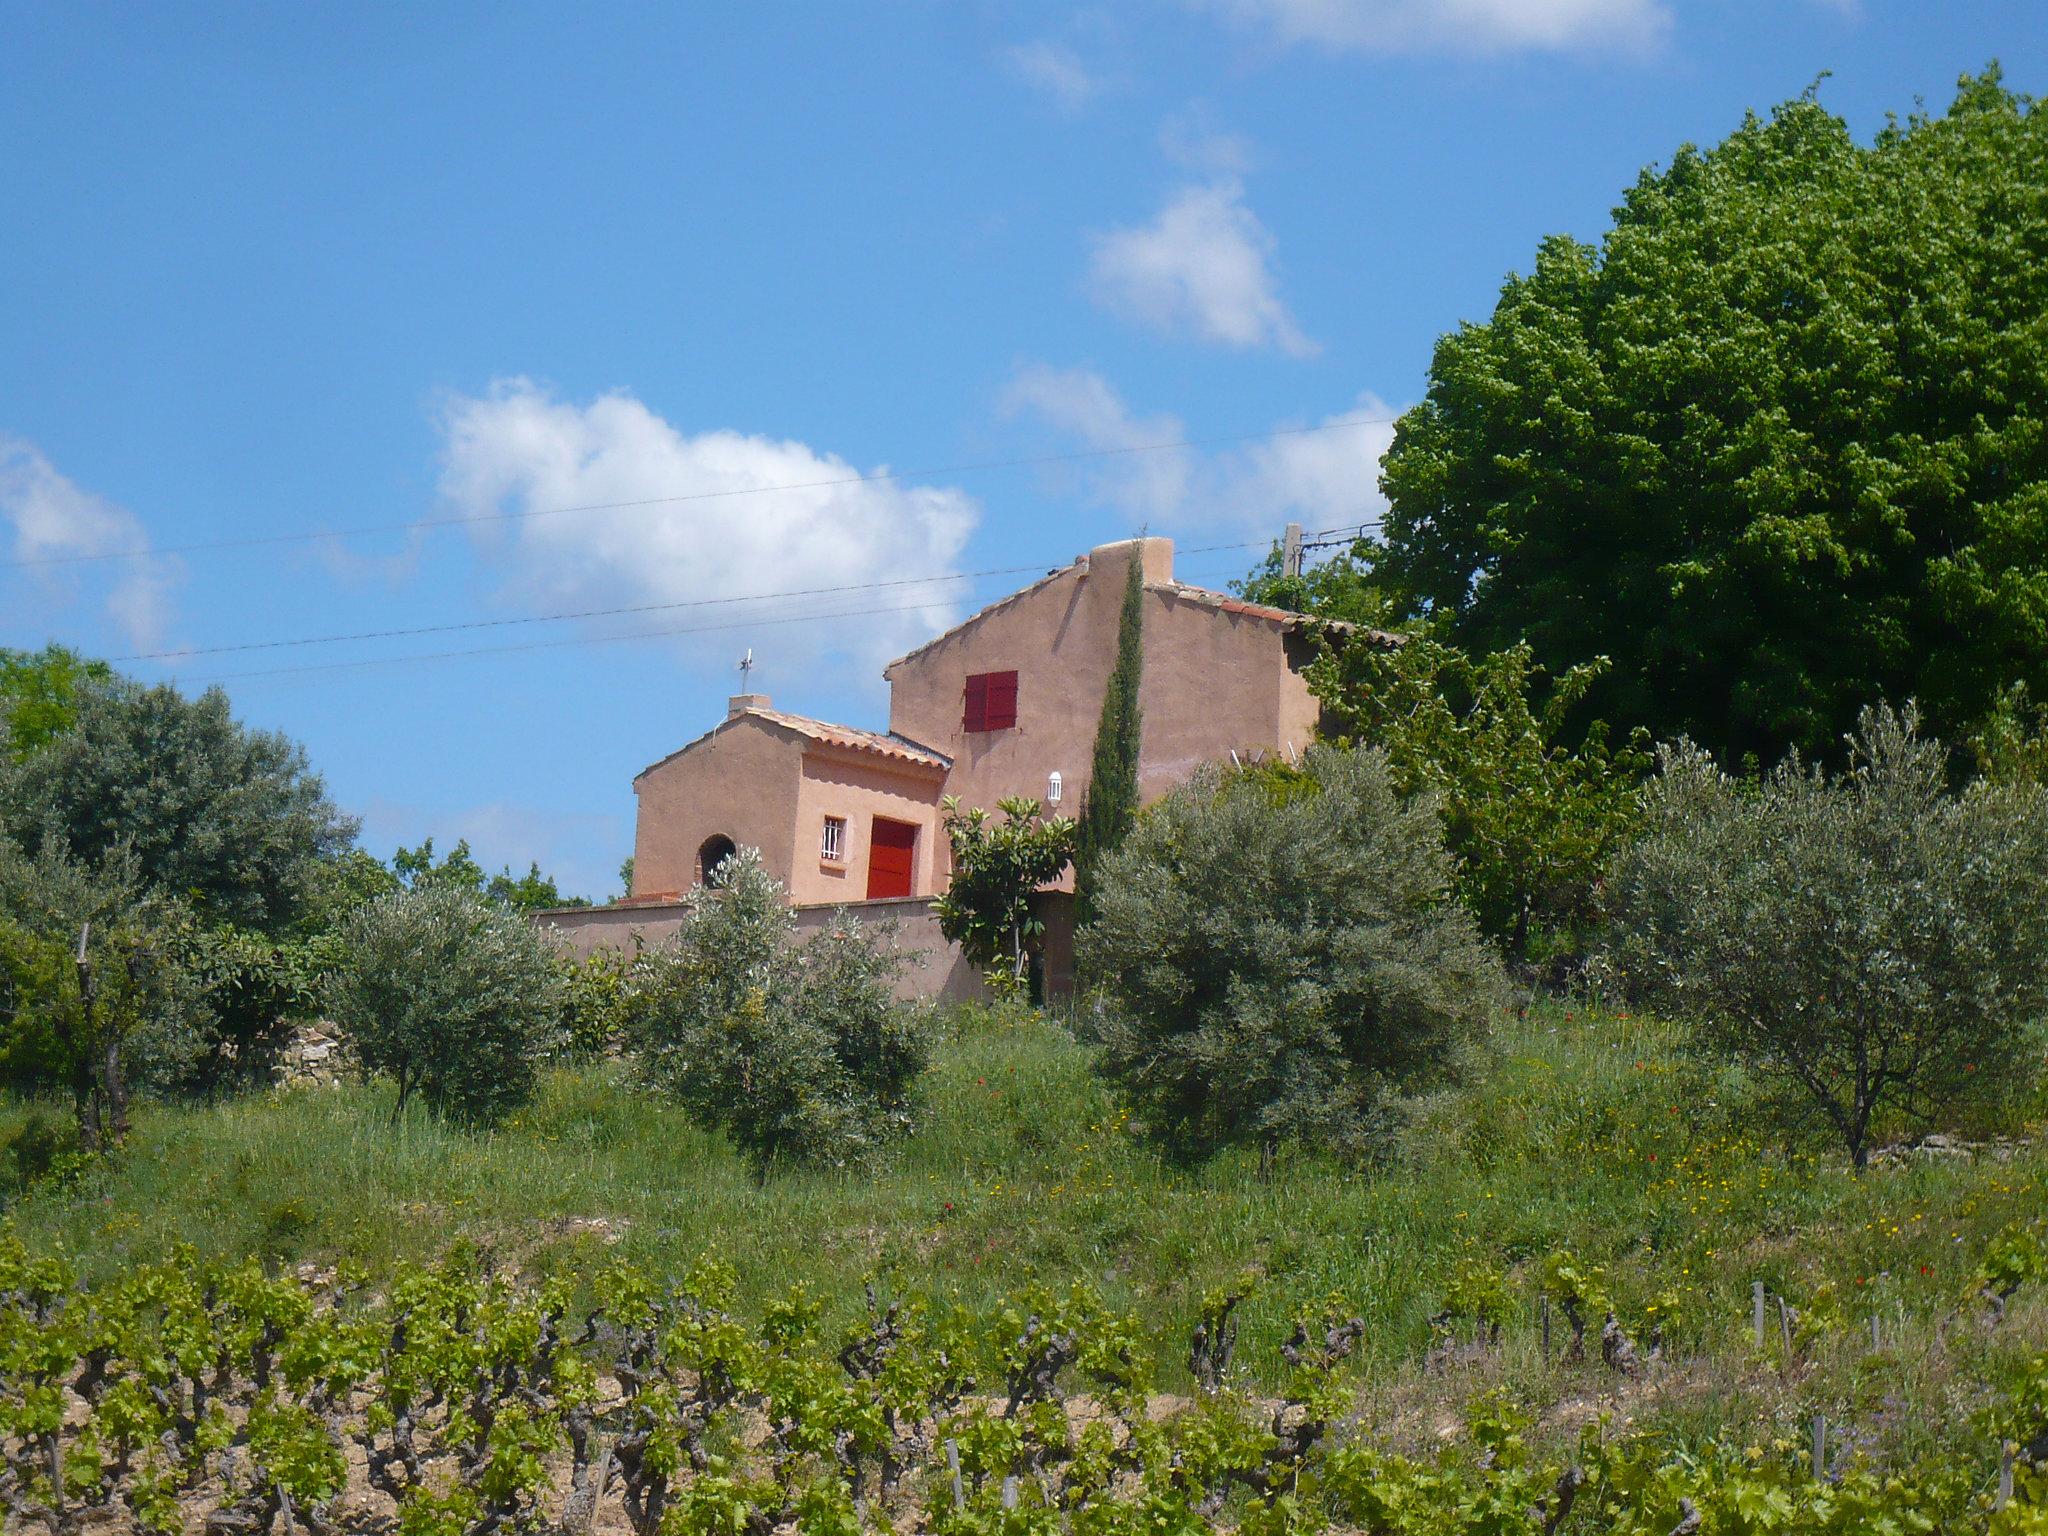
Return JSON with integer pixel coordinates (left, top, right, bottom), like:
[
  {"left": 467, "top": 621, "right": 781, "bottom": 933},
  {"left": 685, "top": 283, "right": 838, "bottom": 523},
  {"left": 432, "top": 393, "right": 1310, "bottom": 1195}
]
[{"left": 2, "top": 1, "right": 2041, "bottom": 898}]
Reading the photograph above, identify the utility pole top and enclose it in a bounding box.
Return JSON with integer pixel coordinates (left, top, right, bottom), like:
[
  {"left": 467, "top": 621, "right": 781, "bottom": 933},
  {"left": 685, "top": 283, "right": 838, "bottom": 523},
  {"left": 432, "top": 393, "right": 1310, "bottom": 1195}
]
[{"left": 1282, "top": 522, "right": 1304, "bottom": 579}]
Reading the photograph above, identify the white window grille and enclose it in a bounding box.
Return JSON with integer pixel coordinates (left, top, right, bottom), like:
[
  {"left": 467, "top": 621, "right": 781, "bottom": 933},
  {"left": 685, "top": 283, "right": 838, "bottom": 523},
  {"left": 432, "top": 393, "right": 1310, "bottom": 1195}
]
[{"left": 821, "top": 816, "right": 847, "bottom": 862}]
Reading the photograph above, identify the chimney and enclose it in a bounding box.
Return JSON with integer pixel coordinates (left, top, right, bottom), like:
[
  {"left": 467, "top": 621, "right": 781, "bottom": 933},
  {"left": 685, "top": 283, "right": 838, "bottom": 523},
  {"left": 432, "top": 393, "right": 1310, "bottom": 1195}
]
[
  {"left": 1086, "top": 535, "right": 1175, "bottom": 585},
  {"left": 728, "top": 693, "right": 771, "bottom": 717}
]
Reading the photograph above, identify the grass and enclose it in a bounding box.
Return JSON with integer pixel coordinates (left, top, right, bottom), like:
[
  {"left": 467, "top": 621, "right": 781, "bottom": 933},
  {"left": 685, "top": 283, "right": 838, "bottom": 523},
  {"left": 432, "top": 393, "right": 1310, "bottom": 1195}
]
[{"left": 5, "top": 1000, "right": 2046, "bottom": 1462}]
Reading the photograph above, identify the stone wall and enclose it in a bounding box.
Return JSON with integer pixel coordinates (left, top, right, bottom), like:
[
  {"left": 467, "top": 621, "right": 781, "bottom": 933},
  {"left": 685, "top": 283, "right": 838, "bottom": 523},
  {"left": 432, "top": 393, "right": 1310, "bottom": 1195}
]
[{"left": 534, "top": 894, "right": 996, "bottom": 1004}]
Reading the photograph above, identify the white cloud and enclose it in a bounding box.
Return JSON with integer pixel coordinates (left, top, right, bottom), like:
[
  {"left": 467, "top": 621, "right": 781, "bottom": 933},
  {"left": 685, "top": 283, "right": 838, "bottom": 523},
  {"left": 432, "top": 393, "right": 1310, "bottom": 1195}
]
[
  {"left": 1005, "top": 40, "right": 1102, "bottom": 113},
  {"left": 433, "top": 379, "right": 979, "bottom": 687},
  {"left": 0, "top": 435, "right": 179, "bottom": 648},
  {"left": 1088, "top": 179, "right": 1317, "bottom": 356},
  {"left": 1158, "top": 108, "right": 1254, "bottom": 177},
  {"left": 1001, "top": 365, "right": 1398, "bottom": 537},
  {"left": 1000, "top": 363, "right": 1193, "bottom": 523},
  {"left": 1206, "top": 0, "right": 1671, "bottom": 55}
]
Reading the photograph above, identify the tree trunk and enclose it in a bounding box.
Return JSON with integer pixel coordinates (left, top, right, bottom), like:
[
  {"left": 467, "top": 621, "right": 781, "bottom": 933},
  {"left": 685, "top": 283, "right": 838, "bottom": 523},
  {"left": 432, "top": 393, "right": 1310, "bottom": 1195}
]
[{"left": 102, "top": 1030, "right": 130, "bottom": 1146}]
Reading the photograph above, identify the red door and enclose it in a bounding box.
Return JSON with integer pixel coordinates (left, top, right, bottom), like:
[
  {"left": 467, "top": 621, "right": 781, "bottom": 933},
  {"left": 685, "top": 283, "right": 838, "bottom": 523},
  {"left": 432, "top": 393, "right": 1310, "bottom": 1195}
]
[{"left": 866, "top": 817, "right": 917, "bottom": 899}]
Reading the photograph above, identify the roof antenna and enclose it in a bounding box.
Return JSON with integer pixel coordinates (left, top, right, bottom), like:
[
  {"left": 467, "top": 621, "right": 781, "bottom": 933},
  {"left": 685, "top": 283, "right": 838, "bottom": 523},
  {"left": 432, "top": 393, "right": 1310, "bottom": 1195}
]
[{"left": 738, "top": 648, "right": 755, "bottom": 691}]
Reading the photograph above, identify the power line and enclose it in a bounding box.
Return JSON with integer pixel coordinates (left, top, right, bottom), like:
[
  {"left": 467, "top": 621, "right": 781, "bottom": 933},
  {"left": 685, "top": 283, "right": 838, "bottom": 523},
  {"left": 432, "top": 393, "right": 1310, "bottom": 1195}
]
[
  {"left": 2, "top": 412, "right": 1398, "bottom": 572},
  {"left": 165, "top": 545, "right": 1283, "bottom": 688},
  {"left": 112, "top": 532, "right": 1317, "bottom": 664}
]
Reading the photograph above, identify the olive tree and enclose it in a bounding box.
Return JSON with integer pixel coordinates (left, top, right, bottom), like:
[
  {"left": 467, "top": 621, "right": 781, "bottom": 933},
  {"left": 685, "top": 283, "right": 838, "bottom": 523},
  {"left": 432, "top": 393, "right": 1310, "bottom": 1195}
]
[
  {"left": 1607, "top": 704, "right": 2048, "bottom": 1169},
  {"left": 1079, "top": 745, "right": 1506, "bottom": 1165},
  {"left": 630, "top": 849, "right": 931, "bottom": 1170},
  {"left": 324, "top": 883, "right": 564, "bottom": 1123},
  {"left": 2, "top": 678, "right": 354, "bottom": 933}
]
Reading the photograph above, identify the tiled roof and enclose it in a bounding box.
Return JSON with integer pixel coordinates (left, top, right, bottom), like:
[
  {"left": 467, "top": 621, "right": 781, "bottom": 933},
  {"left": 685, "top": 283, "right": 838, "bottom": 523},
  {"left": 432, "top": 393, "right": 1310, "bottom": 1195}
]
[
  {"left": 744, "top": 707, "right": 951, "bottom": 769},
  {"left": 634, "top": 706, "right": 949, "bottom": 783}
]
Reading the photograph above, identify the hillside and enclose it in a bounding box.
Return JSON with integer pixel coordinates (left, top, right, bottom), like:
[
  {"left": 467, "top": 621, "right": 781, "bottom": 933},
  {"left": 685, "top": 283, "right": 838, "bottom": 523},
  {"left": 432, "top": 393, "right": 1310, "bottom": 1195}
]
[{"left": 7, "top": 1000, "right": 2044, "bottom": 1470}]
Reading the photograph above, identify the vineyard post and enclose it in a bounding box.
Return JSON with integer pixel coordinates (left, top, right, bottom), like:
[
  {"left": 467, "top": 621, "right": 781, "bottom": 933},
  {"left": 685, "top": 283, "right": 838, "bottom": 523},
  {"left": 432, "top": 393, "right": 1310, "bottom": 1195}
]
[
  {"left": 1540, "top": 1296, "right": 1551, "bottom": 1363},
  {"left": 1752, "top": 1282, "right": 1765, "bottom": 1350},
  {"left": 1811, "top": 1414, "right": 1826, "bottom": 1481},
  {"left": 1002, "top": 1476, "right": 1019, "bottom": 1510},
  {"left": 946, "top": 1439, "right": 963, "bottom": 1509},
  {"left": 1997, "top": 1441, "right": 2015, "bottom": 1509},
  {"left": 1777, "top": 1297, "right": 1794, "bottom": 1376},
  {"left": 1869, "top": 1314, "right": 1880, "bottom": 1351}
]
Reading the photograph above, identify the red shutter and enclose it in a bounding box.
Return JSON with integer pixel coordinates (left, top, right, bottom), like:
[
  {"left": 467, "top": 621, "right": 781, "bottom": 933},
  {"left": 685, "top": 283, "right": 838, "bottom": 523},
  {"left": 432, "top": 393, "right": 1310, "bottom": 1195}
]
[
  {"left": 963, "top": 673, "right": 989, "bottom": 732},
  {"left": 867, "top": 817, "right": 917, "bottom": 899},
  {"left": 985, "top": 670, "right": 1018, "bottom": 729}
]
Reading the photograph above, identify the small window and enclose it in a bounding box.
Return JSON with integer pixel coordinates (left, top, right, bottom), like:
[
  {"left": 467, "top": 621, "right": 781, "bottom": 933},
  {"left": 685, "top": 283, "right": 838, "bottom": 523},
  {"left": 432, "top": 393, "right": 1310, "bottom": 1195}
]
[
  {"left": 963, "top": 670, "right": 1019, "bottom": 732},
  {"left": 821, "top": 815, "right": 847, "bottom": 863}
]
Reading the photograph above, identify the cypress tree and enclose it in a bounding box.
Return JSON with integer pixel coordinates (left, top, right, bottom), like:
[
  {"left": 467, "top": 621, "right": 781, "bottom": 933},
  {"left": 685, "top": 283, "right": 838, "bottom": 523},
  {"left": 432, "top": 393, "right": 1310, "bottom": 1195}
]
[{"left": 1075, "top": 546, "right": 1145, "bottom": 923}]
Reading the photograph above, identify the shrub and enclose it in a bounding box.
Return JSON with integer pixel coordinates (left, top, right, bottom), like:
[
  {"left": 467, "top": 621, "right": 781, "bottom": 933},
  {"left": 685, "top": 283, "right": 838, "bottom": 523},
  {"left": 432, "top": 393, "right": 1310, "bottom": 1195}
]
[
  {"left": 630, "top": 849, "right": 931, "bottom": 1170},
  {"left": 933, "top": 795, "right": 1075, "bottom": 997},
  {"left": 555, "top": 946, "right": 641, "bottom": 1057},
  {"left": 1311, "top": 633, "right": 1649, "bottom": 965},
  {"left": 1078, "top": 744, "right": 1506, "bottom": 1163},
  {"left": 323, "top": 883, "right": 563, "bottom": 1123},
  {"left": 1606, "top": 703, "right": 2048, "bottom": 1170}
]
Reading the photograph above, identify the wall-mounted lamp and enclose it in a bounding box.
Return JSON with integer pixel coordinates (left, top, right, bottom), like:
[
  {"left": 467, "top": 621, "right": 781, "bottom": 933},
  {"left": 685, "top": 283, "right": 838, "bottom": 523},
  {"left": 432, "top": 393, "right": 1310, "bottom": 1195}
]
[{"left": 1046, "top": 771, "right": 1063, "bottom": 806}]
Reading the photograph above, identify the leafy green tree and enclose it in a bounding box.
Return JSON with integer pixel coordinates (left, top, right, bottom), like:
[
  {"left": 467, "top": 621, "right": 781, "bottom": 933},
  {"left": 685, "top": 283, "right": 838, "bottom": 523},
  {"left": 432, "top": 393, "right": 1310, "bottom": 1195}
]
[
  {"left": 0, "top": 645, "right": 111, "bottom": 760},
  {"left": 1968, "top": 682, "right": 2048, "bottom": 786},
  {"left": 0, "top": 679, "right": 355, "bottom": 933},
  {"left": 1313, "top": 634, "right": 1649, "bottom": 962},
  {"left": 1607, "top": 704, "right": 2048, "bottom": 1169},
  {"left": 1079, "top": 746, "right": 1505, "bottom": 1165},
  {"left": 1074, "top": 548, "right": 1145, "bottom": 923},
  {"left": 631, "top": 849, "right": 930, "bottom": 1170},
  {"left": 933, "top": 795, "right": 1076, "bottom": 997},
  {"left": 1234, "top": 536, "right": 1397, "bottom": 627},
  {"left": 1372, "top": 69, "right": 2048, "bottom": 767},
  {"left": 391, "top": 836, "right": 588, "bottom": 910},
  {"left": 323, "top": 883, "right": 564, "bottom": 1122},
  {"left": 0, "top": 839, "right": 189, "bottom": 1147}
]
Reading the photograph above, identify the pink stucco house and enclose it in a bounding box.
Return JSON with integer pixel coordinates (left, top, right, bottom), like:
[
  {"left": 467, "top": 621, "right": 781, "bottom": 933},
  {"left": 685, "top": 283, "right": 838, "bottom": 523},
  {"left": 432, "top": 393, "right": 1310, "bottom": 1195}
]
[{"left": 544, "top": 536, "right": 1346, "bottom": 996}]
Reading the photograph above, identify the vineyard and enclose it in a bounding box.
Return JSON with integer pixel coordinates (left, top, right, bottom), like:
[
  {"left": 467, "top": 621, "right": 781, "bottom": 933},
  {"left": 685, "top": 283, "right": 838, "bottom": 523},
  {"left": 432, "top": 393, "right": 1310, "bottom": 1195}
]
[
  {"left": 2, "top": 1224, "right": 2046, "bottom": 1534},
  {"left": 0, "top": 1004, "right": 2045, "bottom": 1531}
]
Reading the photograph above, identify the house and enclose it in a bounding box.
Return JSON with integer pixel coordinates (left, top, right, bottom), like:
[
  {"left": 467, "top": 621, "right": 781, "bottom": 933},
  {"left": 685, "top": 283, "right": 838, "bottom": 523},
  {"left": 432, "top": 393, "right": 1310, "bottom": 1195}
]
[{"left": 543, "top": 536, "right": 1353, "bottom": 996}]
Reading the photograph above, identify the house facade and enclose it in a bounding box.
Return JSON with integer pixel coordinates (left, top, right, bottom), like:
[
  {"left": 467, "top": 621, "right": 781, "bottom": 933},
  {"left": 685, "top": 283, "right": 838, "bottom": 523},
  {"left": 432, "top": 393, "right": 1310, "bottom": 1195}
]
[{"left": 547, "top": 536, "right": 1343, "bottom": 996}]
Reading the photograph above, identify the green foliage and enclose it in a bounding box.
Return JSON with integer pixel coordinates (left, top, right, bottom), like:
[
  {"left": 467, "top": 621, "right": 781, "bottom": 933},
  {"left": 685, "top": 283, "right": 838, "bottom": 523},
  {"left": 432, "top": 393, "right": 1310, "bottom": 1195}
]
[
  {"left": 323, "top": 882, "right": 564, "bottom": 1123},
  {"left": 1607, "top": 703, "right": 2048, "bottom": 1168},
  {"left": 1074, "top": 547, "right": 1145, "bottom": 924},
  {"left": 1971, "top": 683, "right": 2048, "bottom": 787},
  {"left": 555, "top": 945, "right": 641, "bottom": 1057},
  {"left": 0, "top": 677, "right": 355, "bottom": 934},
  {"left": 0, "top": 645, "right": 110, "bottom": 761},
  {"left": 0, "top": 838, "right": 197, "bottom": 1145},
  {"left": 1372, "top": 69, "right": 2048, "bottom": 767},
  {"left": 1234, "top": 536, "right": 1398, "bottom": 628},
  {"left": 934, "top": 796, "right": 1076, "bottom": 998},
  {"left": 392, "top": 835, "right": 588, "bottom": 910},
  {"left": 1314, "top": 633, "right": 1650, "bottom": 962},
  {"left": 1080, "top": 744, "right": 1505, "bottom": 1160},
  {"left": 631, "top": 848, "right": 932, "bottom": 1170}
]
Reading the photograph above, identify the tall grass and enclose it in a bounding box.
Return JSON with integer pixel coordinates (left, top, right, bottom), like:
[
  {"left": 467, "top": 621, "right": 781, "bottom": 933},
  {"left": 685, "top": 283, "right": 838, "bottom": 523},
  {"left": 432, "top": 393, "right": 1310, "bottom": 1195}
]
[{"left": 4, "top": 1000, "right": 2043, "bottom": 1451}]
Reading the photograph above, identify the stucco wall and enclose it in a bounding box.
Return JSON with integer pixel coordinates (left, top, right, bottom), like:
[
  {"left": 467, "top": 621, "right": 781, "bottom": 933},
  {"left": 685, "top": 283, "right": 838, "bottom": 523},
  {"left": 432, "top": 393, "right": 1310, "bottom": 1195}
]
[
  {"left": 535, "top": 895, "right": 990, "bottom": 1004},
  {"left": 884, "top": 536, "right": 1314, "bottom": 821},
  {"left": 631, "top": 718, "right": 802, "bottom": 896},
  {"left": 788, "top": 750, "right": 945, "bottom": 904}
]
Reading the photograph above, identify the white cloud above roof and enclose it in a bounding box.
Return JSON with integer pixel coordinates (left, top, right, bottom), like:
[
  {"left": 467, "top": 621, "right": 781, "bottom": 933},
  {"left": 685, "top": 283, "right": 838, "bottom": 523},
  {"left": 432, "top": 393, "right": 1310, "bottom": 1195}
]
[
  {"left": 1205, "top": 0, "right": 1671, "bottom": 55},
  {"left": 433, "top": 378, "right": 978, "bottom": 690},
  {"left": 0, "top": 435, "right": 179, "bottom": 649},
  {"left": 1088, "top": 178, "right": 1317, "bottom": 357}
]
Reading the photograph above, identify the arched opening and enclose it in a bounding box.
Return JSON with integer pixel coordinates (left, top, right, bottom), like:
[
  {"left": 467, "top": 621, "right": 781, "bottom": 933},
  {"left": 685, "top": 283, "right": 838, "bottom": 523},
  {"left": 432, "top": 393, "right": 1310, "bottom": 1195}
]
[{"left": 696, "top": 834, "right": 738, "bottom": 887}]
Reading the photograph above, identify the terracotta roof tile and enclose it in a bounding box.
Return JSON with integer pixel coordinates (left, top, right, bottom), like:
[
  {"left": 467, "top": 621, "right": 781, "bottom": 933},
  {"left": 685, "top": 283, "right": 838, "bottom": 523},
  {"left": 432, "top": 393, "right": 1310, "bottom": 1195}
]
[{"left": 744, "top": 707, "right": 951, "bottom": 770}]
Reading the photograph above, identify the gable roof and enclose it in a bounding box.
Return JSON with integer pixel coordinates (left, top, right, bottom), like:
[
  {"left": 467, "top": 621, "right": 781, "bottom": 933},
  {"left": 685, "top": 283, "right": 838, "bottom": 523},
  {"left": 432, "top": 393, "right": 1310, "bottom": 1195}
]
[
  {"left": 883, "top": 556, "right": 1390, "bottom": 675},
  {"left": 634, "top": 705, "right": 950, "bottom": 784}
]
